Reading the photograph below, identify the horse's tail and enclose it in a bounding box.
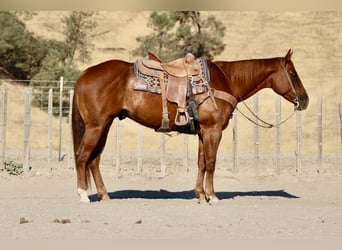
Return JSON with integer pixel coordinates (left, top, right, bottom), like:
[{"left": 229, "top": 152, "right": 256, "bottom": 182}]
[{"left": 72, "top": 94, "right": 91, "bottom": 188}]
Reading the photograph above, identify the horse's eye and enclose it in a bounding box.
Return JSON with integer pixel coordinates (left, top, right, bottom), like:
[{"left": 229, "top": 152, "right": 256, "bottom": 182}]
[{"left": 289, "top": 70, "right": 297, "bottom": 77}]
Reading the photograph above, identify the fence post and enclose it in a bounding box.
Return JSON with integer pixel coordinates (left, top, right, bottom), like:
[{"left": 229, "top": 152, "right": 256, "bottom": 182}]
[
  {"left": 275, "top": 95, "right": 281, "bottom": 175},
  {"left": 58, "top": 76, "right": 64, "bottom": 161},
  {"left": 137, "top": 125, "right": 143, "bottom": 173},
  {"left": 48, "top": 88, "right": 53, "bottom": 168},
  {"left": 68, "top": 89, "right": 74, "bottom": 169},
  {"left": 23, "top": 87, "right": 32, "bottom": 172},
  {"left": 339, "top": 101, "right": 342, "bottom": 145},
  {"left": 296, "top": 111, "right": 302, "bottom": 173},
  {"left": 0, "top": 83, "right": 7, "bottom": 170},
  {"left": 232, "top": 110, "right": 238, "bottom": 173},
  {"left": 160, "top": 133, "right": 166, "bottom": 176},
  {"left": 253, "top": 93, "right": 259, "bottom": 175},
  {"left": 317, "top": 93, "right": 323, "bottom": 174},
  {"left": 114, "top": 119, "right": 121, "bottom": 175},
  {"left": 183, "top": 134, "right": 189, "bottom": 173}
]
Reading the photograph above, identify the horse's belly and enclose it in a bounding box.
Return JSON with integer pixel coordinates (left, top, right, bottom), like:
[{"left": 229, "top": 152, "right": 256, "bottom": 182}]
[{"left": 123, "top": 91, "right": 177, "bottom": 129}]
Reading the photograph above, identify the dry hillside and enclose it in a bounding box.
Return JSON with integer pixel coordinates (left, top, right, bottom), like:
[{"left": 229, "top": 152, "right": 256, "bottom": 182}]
[{"left": 2, "top": 11, "right": 341, "bottom": 156}]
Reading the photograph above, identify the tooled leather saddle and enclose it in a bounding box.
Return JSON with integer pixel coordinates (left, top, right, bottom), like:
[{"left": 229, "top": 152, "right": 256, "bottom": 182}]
[{"left": 133, "top": 52, "right": 210, "bottom": 133}]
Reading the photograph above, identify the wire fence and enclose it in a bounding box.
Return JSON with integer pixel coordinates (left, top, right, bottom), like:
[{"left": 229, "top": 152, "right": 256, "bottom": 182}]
[{"left": 1, "top": 78, "right": 341, "bottom": 177}]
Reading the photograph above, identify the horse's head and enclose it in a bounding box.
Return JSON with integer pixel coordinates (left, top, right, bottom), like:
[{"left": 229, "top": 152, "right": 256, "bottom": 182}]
[{"left": 271, "top": 49, "right": 309, "bottom": 111}]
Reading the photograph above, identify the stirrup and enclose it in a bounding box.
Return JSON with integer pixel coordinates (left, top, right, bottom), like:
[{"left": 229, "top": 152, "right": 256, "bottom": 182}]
[{"left": 175, "top": 108, "right": 190, "bottom": 127}]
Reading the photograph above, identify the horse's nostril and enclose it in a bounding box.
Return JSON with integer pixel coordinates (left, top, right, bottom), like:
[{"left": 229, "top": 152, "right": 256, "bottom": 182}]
[{"left": 294, "top": 97, "right": 300, "bottom": 110}]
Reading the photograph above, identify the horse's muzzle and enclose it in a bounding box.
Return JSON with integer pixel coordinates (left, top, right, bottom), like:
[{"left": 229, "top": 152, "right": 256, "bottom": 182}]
[{"left": 295, "top": 94, "right": 309, "bottom": 111}]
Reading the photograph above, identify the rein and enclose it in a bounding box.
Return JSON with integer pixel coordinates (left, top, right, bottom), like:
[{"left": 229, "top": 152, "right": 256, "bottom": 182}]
[{"left": 235, "top": 102, "right": 296, "bottom": 128}]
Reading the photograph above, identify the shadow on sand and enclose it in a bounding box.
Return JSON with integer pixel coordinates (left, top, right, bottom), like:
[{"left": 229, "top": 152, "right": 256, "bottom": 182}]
[{"left": 88, "top": 189, "right": 299, "bottom": 202}]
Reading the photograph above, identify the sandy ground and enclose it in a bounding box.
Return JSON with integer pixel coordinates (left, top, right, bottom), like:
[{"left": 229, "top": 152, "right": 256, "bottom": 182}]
[{"left": 1, "top": 158, "right": 341, "bottom": 240}]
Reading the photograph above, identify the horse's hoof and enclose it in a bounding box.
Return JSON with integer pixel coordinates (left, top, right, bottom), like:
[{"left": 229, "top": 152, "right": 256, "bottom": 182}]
[
  {"left": 77, "top": 188, "right": 90, "bottom": 203},
  {"left": 100, "top": 193, "right": 110, "bottom": 201},
  {"left": 197, "top": 193, "right": 207, "bottom": 204},
  {"left": 207, "top": 195, "right": 220, "bottom": 205}
]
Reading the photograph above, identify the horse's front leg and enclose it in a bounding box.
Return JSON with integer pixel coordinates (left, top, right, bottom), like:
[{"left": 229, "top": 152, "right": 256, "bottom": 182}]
[
  {"left": 195, "top": 136, "right": 206, "bottom": 204},
  {"left": 202, "top": 127, "right": 222, "bottom": 204}
]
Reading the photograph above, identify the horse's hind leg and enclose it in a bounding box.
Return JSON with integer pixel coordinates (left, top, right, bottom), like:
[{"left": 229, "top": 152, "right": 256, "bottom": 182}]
[
  {"left": 89, "top": 156, "right": 110, "bottom": 201},
  {"left": 75, "top": 124, "right": 110, "bottom": 203},
  {"left": 88, "top": 120, "right": 113, "bottom": 201}
]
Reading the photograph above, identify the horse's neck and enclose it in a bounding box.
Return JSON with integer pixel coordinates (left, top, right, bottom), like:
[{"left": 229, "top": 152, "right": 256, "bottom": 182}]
[{"left": 220, "top": 59, "right": 278, "bottom": 101}]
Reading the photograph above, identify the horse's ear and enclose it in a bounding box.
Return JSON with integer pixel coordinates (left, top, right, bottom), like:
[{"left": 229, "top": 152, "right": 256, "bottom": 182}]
[{"left": 285, "top": 49, "right": 293, "bottom": 61}]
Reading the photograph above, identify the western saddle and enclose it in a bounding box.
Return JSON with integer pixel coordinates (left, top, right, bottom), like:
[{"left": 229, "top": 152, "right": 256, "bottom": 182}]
[{"left": 133, "top": 51, "right": 210, "bottom": 133}]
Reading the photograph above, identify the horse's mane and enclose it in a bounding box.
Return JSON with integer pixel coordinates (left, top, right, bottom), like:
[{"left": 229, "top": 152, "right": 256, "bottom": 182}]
[{"left": 214, "top": 57, "right": 281, "bottom": 84}]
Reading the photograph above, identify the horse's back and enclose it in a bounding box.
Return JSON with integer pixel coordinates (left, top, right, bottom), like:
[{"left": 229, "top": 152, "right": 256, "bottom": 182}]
[{"left": 76, "top": 59, "right": 133, "bottom": 88}]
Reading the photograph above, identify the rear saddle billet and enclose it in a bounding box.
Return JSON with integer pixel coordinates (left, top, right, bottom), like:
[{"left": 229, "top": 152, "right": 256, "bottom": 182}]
[{"left": 133, "top": 52, "right": 210, "bottom": 133}]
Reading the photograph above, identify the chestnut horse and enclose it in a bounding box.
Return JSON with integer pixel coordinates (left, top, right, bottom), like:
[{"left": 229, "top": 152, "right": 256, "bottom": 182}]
[{"left": 72, "top": 49, "right": 309, "bottom": 203}]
